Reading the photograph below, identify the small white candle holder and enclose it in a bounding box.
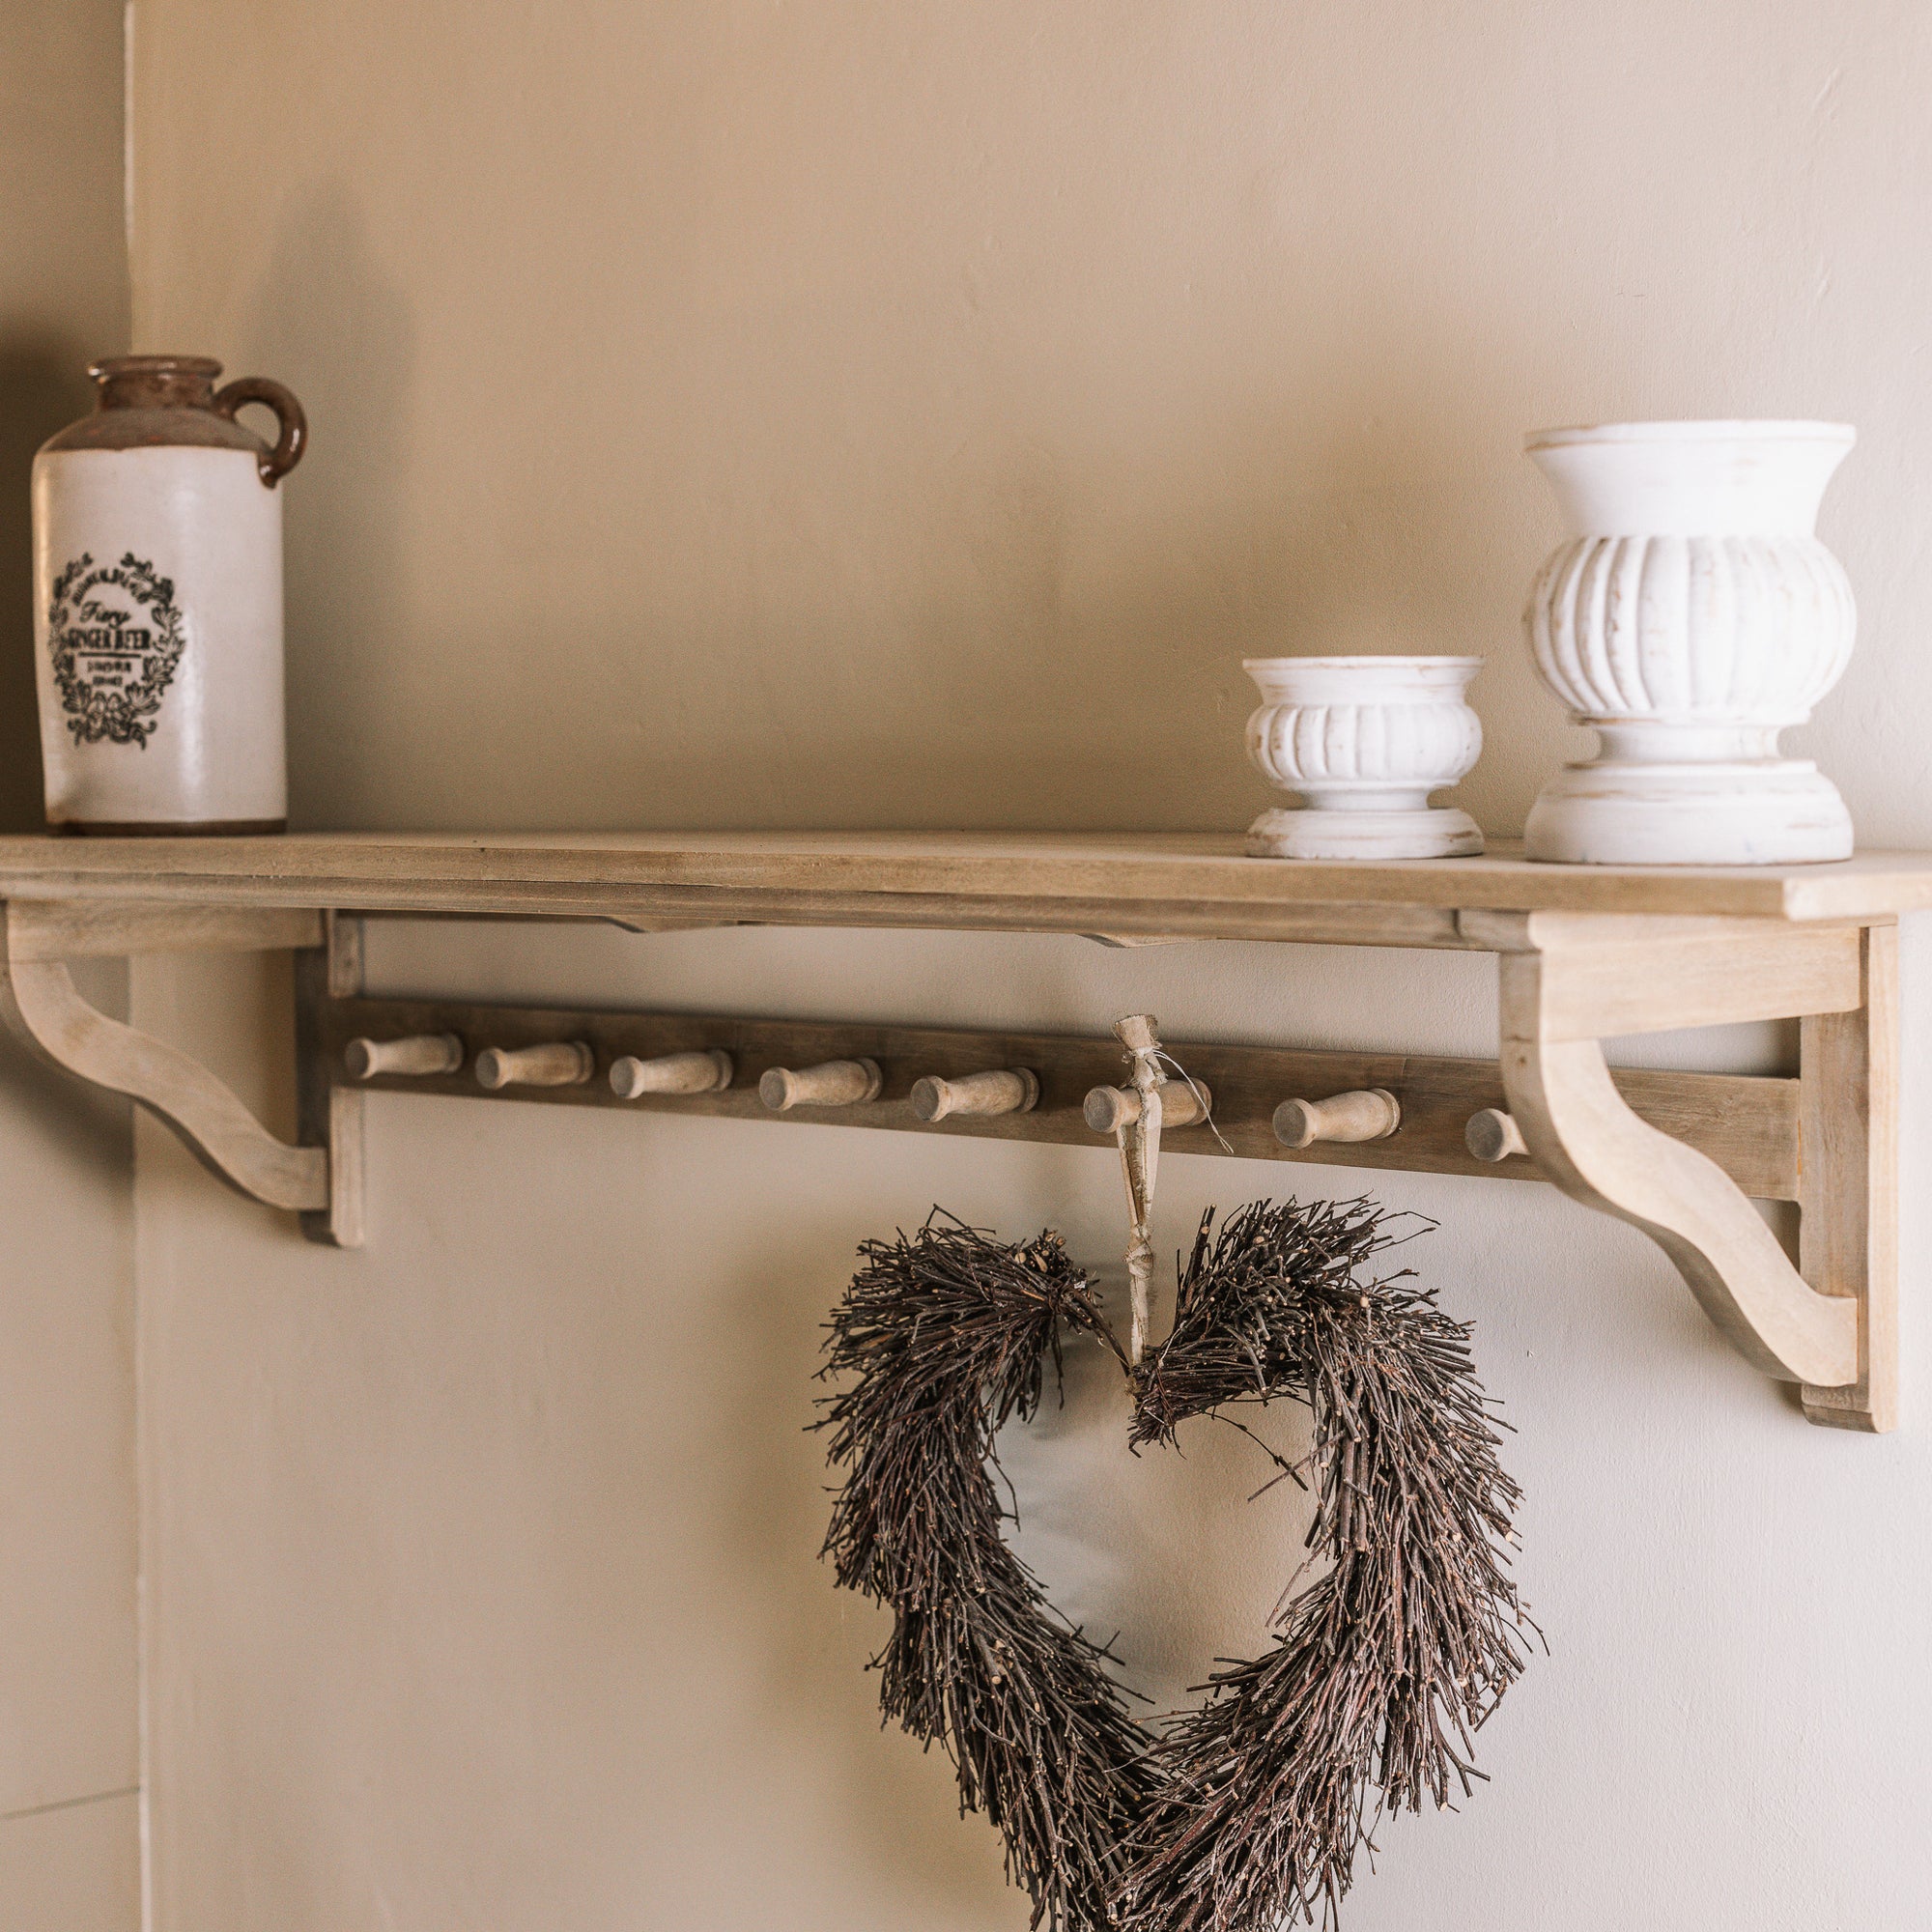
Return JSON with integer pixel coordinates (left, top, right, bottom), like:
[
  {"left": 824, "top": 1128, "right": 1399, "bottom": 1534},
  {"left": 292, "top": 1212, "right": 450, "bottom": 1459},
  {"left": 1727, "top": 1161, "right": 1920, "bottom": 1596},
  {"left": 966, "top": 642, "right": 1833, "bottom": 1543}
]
[{"left": 1242, "top": 655, "right": 1485, "bottom": 860}]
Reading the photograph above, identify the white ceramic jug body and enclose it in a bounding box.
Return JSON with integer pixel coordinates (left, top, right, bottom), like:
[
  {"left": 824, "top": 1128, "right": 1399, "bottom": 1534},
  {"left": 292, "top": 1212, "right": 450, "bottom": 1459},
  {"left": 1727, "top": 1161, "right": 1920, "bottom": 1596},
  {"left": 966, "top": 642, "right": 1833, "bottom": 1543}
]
[
  {"left": 34, "top": 445, "right": 287, "bottom": 830},
  {"left": 1521, "top": 419, "right": 1856, "bottom": 866},
  {"left": 30, "top": 355, "right": 305, "bottom": 834}
]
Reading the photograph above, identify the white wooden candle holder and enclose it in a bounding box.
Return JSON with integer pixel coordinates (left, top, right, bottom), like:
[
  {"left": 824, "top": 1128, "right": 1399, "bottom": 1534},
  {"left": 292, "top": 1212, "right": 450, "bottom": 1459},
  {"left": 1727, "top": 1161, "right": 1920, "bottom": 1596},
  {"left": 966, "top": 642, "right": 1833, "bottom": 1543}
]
[
  {"left": 1242, "top": 656, "right": 1484, "bottom": 860},
  {"left": 1522, "top": 420, "right": 1858, "bottom": 866}
]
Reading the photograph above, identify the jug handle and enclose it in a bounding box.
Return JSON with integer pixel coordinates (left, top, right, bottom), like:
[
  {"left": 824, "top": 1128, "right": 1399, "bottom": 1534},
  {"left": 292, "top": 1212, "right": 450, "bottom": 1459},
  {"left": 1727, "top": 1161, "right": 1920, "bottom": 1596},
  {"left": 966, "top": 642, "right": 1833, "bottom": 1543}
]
[{"left": 213, "top": 376, "right": 307, "bottom": 486}]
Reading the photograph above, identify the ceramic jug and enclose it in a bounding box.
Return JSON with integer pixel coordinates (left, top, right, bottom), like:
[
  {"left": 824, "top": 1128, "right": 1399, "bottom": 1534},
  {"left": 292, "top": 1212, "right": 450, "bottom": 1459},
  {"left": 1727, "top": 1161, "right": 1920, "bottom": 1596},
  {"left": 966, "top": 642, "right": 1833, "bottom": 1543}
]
[{"left": 31, "top": 355, "right": 306, "bottom": 833}]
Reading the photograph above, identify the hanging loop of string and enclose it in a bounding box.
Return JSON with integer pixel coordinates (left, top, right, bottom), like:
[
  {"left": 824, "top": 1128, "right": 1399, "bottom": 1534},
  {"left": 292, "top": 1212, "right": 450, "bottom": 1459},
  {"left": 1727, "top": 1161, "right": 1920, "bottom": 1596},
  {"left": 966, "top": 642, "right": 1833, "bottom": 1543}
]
[{"left": 1151, "top": 1048, "right": 1233, "bottom": 1155}]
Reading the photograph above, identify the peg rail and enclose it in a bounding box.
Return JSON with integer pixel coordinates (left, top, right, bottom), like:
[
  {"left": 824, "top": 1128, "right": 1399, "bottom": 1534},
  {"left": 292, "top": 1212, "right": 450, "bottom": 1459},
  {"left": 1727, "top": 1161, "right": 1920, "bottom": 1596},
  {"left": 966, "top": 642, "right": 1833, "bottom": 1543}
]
[{"left": 310, "top": 991, "right": 1803, "bottom": 1199}]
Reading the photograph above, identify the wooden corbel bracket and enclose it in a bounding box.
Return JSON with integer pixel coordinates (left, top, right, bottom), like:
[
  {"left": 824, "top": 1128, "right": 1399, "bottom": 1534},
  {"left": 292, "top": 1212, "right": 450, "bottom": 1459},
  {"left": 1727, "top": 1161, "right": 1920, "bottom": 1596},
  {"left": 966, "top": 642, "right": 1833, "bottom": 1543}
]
[
  {"left": 1460, "top": 910, "right": 1895, "bottom": 1432},
  {"left": 0, "top": 900, "right": 361, "bottom": 1247}
]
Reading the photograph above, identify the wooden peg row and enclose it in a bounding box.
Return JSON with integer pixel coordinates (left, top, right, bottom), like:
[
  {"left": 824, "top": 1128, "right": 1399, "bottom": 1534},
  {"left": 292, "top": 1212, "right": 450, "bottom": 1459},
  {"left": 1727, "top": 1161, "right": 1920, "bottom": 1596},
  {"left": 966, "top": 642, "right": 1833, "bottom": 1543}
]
[
  {"left": 610, "top": 1049, "right": 733, "bottom": 1098},
  {"left": 1272, "top": 1088, "right": 1401, "bottom": 1150},
  {"left": 759, "top": 1058, "right": 884, "bottom": 1112},
  {"left": 1465, "top": 1107, "right": 1529, "bottom": 1162},
  {"left": 344, "top": 1032, "right": 464, "bottom": 1080},
  {"left": 1082, "top": 1078, "right": 1213, "bottom": 1134},
  {"left": 911, "top": 1067, "right": 1039, "bottom": 1122},
  {"left": 474, "top": 1041, "right": 595, "bottom": 1090}
]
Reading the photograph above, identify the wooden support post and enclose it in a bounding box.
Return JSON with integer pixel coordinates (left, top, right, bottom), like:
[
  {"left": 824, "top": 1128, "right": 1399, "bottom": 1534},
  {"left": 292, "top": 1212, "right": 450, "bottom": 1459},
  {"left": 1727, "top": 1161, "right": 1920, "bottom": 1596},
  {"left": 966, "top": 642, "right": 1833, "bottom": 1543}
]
[
  {"left": 296, "top": 911, "right": 365, "bottom": 1248},
  {"left": 1800, "top": 923, "right": 1899, "bottom": 1432}
]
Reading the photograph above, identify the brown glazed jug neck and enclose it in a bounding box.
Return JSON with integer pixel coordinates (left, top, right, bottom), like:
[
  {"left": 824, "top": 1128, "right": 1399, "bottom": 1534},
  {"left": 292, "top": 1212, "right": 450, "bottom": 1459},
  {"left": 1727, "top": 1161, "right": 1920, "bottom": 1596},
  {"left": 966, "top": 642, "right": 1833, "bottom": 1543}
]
[
  {"left": 43, "top": 354, "right": 263, "bottom": 460},
  {"left": 44, "top": 354, "right": 308, "bottom": 482},
  {"left": 90, "top": 354, "right": 224, "bottom": 412}
]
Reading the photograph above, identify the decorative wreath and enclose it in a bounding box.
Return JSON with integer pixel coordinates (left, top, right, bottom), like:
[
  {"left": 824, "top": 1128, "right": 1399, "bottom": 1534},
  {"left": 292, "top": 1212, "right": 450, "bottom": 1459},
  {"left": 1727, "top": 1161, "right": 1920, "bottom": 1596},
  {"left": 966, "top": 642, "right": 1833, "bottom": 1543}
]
[
  {"left": 46, "top": 550, "right": 187, "bottom": 748},
  {"left": 817, "top": 1199, "right": 1531, "bottom": 1931}
]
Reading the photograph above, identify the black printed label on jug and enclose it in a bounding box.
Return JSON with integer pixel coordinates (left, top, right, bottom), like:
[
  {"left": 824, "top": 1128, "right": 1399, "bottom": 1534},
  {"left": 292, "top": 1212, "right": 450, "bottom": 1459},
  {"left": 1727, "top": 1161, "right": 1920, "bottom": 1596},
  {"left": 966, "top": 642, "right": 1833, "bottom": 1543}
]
[{"left": 47, "top": 552, "right": 186, "bottom": 747}]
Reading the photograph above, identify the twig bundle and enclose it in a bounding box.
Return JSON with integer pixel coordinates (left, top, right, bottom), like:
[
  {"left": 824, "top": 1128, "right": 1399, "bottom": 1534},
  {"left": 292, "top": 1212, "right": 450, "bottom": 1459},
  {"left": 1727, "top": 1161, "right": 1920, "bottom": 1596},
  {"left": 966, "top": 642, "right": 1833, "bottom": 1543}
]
[
  {"left": 817, "top": 1199, "right": 1531, "bottom": 1932},
  {"left": 1122, "top": 1200, "right": 1533, "bottom": 1931},
  {"left": 817, "top": 1215, "right": 1158, "bottom": 1928}
]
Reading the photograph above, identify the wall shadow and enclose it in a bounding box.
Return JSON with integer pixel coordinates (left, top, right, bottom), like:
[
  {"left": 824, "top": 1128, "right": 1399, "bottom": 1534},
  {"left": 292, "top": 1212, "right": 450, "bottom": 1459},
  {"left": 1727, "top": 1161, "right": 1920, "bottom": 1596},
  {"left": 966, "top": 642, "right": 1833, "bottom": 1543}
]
[
  {"left": 0, "top": 338, "right": 104, "bottom": 833},
  {"left": 713, "top": 1213, "right": 1024, "bottom": 1921},
  {"left": 240, "top": 184, "right": 415, "bottom": 830}
]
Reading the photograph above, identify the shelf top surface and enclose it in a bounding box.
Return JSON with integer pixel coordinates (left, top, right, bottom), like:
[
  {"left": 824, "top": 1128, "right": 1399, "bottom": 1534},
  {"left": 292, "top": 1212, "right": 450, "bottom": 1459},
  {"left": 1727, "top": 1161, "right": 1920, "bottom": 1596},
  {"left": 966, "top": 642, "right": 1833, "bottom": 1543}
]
[{"left": 0, "top": 831, "right": 1929, "bottom": 932}]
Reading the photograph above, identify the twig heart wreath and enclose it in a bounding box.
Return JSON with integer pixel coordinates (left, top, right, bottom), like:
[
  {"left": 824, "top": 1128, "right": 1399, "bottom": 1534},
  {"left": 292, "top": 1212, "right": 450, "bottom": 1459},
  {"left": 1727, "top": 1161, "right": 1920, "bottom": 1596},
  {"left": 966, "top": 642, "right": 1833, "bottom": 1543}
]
[{"left": 816, "top": 1017, "right": 1533, "bottom": 1932}]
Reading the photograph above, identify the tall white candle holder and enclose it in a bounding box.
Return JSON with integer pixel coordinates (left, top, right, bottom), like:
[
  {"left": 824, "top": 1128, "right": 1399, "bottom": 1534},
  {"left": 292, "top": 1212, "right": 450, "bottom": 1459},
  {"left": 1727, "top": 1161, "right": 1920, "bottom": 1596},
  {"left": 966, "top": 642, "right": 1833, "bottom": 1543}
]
[
  {"left": 1242, "top": 656, "right": 1485, "bottom": 860},
  {"left": 1521, "top": 419, "right": 1858, "bottom": 866}
]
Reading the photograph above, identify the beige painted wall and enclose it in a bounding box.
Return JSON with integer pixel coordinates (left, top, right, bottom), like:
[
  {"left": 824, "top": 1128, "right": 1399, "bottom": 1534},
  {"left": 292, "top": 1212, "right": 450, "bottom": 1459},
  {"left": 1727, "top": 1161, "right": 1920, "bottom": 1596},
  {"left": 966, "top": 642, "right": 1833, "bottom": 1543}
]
[
  {"left": 0, "top": 2, "right": 130, "bottom": 828},
  {"left": 128, "top": 2, "right": 1932, "bottom": 1928},
  {"left": 0, "top": 6, "right": 140, "bottom": 1932}
]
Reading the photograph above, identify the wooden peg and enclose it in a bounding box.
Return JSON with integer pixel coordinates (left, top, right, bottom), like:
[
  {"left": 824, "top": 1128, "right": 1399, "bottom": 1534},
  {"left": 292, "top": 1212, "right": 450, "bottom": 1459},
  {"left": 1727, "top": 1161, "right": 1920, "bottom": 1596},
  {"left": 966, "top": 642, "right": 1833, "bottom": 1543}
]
[
  {"left": 343, "top": 1032, "right": 464, "bottom": 1080},
  {"left": 759, "top": 1058, "right": 884, "bottom": 1112},
  {"left": 1272, "top": 1088, "right": 1401, "bottom": 1150},
  {"left": 1465, "top": 1107, "right": 1529, "bottom": 1162},
  {"left": 1082, "top": 1078, "right": 1212, "bottom": 1133},
  {"left": 609, "top": 1049, "right": 733, "bottom": 1098},
  {"left": 474, "top": 1041, "right": 595, "bottom": 1090},
  {"left": 910, "top": 1067, "right": 1039, "bottom": 1122}
]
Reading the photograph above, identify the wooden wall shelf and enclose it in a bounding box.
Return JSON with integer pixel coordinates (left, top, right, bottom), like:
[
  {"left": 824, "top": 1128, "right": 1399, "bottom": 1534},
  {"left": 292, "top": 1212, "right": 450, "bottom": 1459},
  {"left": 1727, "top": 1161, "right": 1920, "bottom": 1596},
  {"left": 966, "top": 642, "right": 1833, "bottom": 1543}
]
[
  {"left": 3, "top": 831, "right": 1930, "bottom": 935},
  {"left": 0, "top": 831, "right": 1916, "bottom": 1432}
]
